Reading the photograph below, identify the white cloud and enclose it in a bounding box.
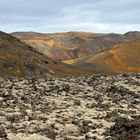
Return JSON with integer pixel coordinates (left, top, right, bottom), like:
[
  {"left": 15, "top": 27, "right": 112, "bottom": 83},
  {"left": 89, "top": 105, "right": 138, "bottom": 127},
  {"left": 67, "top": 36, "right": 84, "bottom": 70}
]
[{"left": 0, "top": 0, "right": 140, "bottom": 33}]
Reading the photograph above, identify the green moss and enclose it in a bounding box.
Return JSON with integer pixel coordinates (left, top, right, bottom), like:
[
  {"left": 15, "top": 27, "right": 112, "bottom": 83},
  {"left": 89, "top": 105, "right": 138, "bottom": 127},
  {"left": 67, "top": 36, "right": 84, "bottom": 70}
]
[
  {"left": 4, "top": 62, "right": 24, "bottom": 78},
  {"left": 16, "top": 71, "right": 23, "bottom": 78}
]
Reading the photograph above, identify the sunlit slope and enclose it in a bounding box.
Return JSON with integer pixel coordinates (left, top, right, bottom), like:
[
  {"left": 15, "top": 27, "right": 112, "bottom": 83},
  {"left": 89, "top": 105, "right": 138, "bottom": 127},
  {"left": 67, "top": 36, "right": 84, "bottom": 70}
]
[{"left": 64, "top": 40, "right": 140, "bottom": 74}]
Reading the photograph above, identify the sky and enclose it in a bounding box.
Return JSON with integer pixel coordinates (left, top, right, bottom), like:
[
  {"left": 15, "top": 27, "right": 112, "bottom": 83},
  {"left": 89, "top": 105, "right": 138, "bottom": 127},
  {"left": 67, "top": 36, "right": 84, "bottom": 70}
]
[{"left": 0, "top": 0, "right": 140, "bottom": 33}]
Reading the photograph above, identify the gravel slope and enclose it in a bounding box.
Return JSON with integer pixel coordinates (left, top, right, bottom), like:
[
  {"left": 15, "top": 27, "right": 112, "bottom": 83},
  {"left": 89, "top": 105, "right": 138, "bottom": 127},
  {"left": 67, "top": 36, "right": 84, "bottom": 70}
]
[{"left": 0, "top": 73, "right": 140, "bottom": 140}]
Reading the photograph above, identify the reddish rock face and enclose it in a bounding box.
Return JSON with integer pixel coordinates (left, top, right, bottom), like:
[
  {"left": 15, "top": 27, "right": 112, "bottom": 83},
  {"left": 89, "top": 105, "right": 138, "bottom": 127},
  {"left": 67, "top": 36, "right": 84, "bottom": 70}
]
[{"left": 12, "top": 31, "right": 139, "bottom": 61}]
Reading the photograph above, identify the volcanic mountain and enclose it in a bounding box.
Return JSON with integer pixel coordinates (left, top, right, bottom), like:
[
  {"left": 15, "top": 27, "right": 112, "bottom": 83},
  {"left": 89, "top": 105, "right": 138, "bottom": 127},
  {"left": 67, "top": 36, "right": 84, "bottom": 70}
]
[
  {"left": 0, "top": 31, "right": 83, "bottom": 78},
  {"left": 63, "top": 39, "right": 140, "bottom": 74},
  {"left": 11, "top": 31, "right": 138, "bottom": 61}
]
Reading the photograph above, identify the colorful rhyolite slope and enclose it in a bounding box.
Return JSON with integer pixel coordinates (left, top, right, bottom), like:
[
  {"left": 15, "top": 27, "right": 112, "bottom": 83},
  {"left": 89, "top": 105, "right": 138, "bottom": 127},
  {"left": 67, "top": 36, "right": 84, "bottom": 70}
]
[
  {"left": 11, "top": 31, "right": 140, "bottom": 61},
  {"left": 10, "top": 31, "right": 140, "bottom": 74},
  {"left": 63, "top": 39, "right": 140, "bottom": 74},
  {"left": 0, "top": 31, "right": 85, "bottom": 78}
]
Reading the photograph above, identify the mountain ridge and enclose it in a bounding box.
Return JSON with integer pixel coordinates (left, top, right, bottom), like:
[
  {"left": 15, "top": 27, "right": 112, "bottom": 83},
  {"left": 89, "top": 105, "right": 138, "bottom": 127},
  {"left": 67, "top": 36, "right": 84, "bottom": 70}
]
[{"left": 11, "top": 31, "right": 140, "bottom": 61}]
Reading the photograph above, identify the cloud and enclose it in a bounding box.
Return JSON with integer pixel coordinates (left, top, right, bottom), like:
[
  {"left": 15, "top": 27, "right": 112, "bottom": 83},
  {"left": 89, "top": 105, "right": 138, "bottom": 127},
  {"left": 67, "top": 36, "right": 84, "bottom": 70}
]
[{"left": 0, "top": 0, "right": 140, "bottom": 33}]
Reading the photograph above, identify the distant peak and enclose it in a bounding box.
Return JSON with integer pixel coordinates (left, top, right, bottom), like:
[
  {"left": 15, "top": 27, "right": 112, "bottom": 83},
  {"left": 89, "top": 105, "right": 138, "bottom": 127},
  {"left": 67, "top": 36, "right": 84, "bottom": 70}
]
[{"left": 123, "top": 31, "right": 140, "bottom": 35}]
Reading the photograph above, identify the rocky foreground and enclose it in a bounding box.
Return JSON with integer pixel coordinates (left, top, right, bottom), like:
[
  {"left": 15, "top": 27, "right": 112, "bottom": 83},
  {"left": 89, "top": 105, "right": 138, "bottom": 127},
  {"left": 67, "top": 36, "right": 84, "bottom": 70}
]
[{"left": 0, "top": 73, "right": 140, "bottom": 140}]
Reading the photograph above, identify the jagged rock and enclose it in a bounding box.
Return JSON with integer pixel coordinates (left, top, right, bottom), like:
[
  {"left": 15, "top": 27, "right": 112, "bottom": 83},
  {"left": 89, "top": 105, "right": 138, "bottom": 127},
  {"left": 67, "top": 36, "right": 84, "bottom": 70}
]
[
  {"left": 73, "top": 99, "right": 81, "bottom": 106},
  {"left": 106, "top": 117, "right": 140, "bottom": 139},
  {"left": 0, "top": 126, "right": 7, "bottom": 139},
  {"left": 0, "top": 73, "right": 140, "bottom": 139},
  {"left": 63, "top": 124, "right": 80, "bottom": 136}
]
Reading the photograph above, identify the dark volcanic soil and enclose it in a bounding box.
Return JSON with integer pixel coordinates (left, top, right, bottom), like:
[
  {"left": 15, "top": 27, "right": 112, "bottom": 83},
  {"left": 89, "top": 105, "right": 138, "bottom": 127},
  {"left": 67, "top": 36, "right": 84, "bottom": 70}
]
[{"left": 0, "top": 73, "right": 140, "bottom": 140}]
